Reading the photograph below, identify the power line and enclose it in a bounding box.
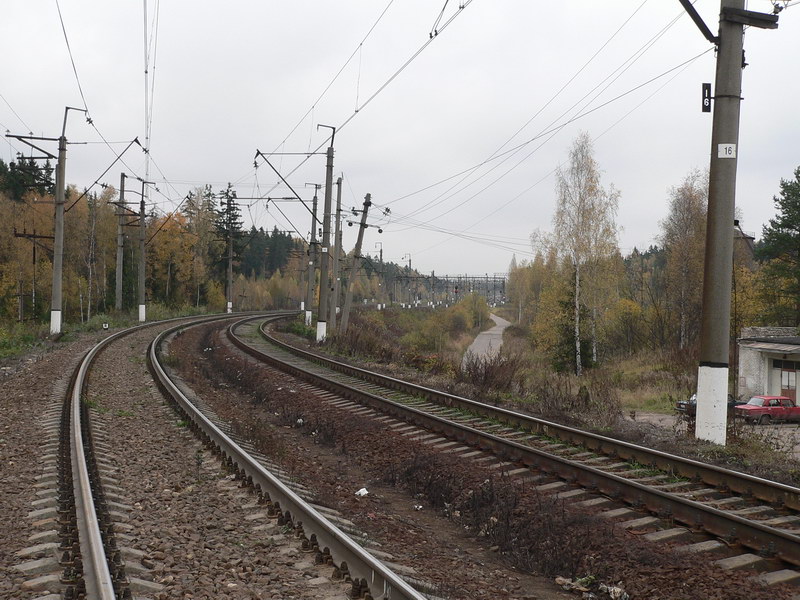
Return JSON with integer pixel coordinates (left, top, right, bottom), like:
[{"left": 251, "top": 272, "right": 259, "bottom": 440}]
[
  {"left": 65, "top": 137, "right": 141, "bottom": 212},
  {"left": 225, "top": 0, "right": 397, "bottom": 189},
  {"left": 54, "top": 0, "right": 90, "bottom": 113},
  {"left": 392, "top": 0, "right": 650, "bottom": 222},
  {"left": 391, "top": 4, "right": 685, "bottom": 223},
  {"left": 0, "top": 92, "right": 34, "bottom": 133},
  {"left": 387, "top": 48, "right": 712, "bottom": 233},
  {"left": 392, "top": 51, "right": 709, "bottom": 261},
  {"left": 252, "top": 0, "right": 477, "bottom": 198}
]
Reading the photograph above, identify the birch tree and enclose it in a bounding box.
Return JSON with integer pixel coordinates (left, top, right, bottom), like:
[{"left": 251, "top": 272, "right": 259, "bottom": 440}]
[
  {"left": 660, "top": 170, "right": 707, "bottom": 349},
  {"left": 553, "top": 133, "right": 619, "bottom": 375}
]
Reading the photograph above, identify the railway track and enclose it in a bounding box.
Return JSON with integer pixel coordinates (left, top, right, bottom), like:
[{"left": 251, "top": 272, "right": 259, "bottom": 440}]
[
  {"left": 17, "top": 311, "right": 351, "bottom": 600},
  {"left": 44, "top": 314, "right": 246, "bottom": 598},
  {"left": 150, "top": 315, "right": 428, "bottom": 600},
  {"left": 225, "top": 314, "right": 800, "bottom": 588}
]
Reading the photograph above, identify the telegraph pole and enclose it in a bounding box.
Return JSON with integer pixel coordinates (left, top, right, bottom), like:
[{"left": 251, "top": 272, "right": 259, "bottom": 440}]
[
  {"left": 115, "top": 173, "right": 126, "bottom": 311},
  {"left": 679, "top": 0, "right": 778, "bottom": 444},
  {"left": 304, "top": 185, "right": 320, "bottom": 326},
  {"left": 316, "top": 125, "right": 335, "bottom": 342},
  {"left": 340, "top": 194, "right": 371, "bottom": 333},
  {"left": 329, "top": 177, "right": 343, "bottom": 329}
]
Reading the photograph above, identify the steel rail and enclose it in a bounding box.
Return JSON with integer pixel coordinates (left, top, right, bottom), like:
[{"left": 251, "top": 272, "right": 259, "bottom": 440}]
[
  {"left": 224, "top": 316, "right": 800, "bottom": 566},
  {"left": 72, "top": 325, "right": 141, "bottom": 600},
  {"left": 253, "top": 318, "right": 800, "bottom": 511},
  {"left": 68, "top": 311, "right": 266, "bottom": 598},
  {"left": 150, "top": 318, "right": 426, "bottom": 600}
]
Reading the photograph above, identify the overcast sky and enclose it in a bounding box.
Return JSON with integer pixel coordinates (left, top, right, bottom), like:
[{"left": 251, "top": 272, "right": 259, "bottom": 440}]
[{"left": 2, "top": 1, "right": 798, "bottom": 276}]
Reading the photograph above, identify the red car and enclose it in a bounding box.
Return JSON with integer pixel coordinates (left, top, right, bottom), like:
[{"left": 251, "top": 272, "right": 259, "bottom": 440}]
[{"left": 734, "top": 395, "right": 798, "bottom": 425}]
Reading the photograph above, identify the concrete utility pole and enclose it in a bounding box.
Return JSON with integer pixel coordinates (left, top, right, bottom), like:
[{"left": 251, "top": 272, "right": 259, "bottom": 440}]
[
  {"left": 340, "top": 194, "right": 371, "bottom": 333},
  {"left": 304, "top": 185, "right": 320, "bottom": 326},
  {"left": 226, "top": 192, "right": 234, "bottom": 314},
  {"left": 316, "top": 126, "right": 336, "bottom": 342},
  {"left": 329, "top": 177, "right": 343, "bottom": 329},
  {"left": 115, "top": 173, "right": 126, "bottom": 311},
  {"left": 50, "top": 134, "right": 67, "bottom": 334},
  {"left": 681, "top": 0, "right": 778, "bottom": 444},
  {"left": 6, "top": 107, "right": 85, "bottom": 334},
  {"left": 138, "top": 181, "right": 147, "bottom": 322}
]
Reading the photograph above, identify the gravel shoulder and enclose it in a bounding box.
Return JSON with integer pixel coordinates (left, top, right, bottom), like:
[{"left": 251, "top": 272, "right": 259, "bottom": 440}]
[
  {"left": 168, "top": 320, "right": 796, "bottom": 600},
  {"left": 84, "top": 320, "right": 349, "bottom": 599},
  {"left": 1, "top": 331, "right": 107, "bottom": 598}
]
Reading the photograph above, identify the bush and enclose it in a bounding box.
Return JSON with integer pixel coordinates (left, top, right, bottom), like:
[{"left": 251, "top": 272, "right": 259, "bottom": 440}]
[{"left": 458, "top": 348, "right": 526, "bottom": 394}]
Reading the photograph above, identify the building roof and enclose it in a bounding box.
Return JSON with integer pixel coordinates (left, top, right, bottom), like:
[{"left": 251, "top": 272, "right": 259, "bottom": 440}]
[{"left": 739, "top": 338, "right": 800, "bottom": 353}]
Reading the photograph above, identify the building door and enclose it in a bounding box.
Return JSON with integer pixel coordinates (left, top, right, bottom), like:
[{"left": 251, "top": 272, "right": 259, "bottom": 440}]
[{"left": 782, "top": 362, "right": 797, "bottom": 401}]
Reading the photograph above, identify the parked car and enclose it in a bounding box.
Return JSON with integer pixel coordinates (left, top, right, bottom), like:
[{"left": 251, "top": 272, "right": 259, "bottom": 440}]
[
  {"left": 734, "top": 395, "right": 799, "bottom": 424},
  {"left": 675, "top": 393, "right": 743, "bottom": 417}
]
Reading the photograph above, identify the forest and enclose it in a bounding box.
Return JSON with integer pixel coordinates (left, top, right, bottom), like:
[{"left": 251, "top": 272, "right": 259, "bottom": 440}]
[
  {"left": 506, "top": 135, "right": 800, "bottom": 376},
  {"left": 0, "top": 156, "right": 434, "bottom": 336},
  {"left": 1, "top": 138, "right": 799, "bottom": 378}
]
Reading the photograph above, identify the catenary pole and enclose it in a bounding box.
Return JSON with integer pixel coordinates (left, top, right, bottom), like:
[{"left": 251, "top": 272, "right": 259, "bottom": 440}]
[
  {"left": 226, "top": 192, "right": 234, "bottom": 313},
  {"left": 115, "top": 173, "right": 126, "bottom": 311},
  {"left": 694, "top": 0, "right": 777, "bottom": 444},
  {"left": 50, "top": 134, "right": 67, "bottom": 334},
  {"left": 304, "top": 188, "right": 319, "bottom": 326},
  {"left": 340, "top": 194, "right": 371, "bottom": 333},
  {"left": 317, "top": 127, "right": 335, "bottom": 341},
  {"left": 329, "top": 177, "right": 343, "bottom": 329},
  {"left": 138, "top": 180, "right": 147, "bottom": 322}
]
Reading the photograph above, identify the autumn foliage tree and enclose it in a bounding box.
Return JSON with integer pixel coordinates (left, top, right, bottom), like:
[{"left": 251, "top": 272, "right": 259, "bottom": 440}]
[{"left": 551, "top": 133, "right": 619, "bottom": 375}]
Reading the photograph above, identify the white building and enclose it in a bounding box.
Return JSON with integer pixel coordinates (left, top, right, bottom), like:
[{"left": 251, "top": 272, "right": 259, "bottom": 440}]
[{"left": 738, "top": 327, "right": 800, "bottom": 401}]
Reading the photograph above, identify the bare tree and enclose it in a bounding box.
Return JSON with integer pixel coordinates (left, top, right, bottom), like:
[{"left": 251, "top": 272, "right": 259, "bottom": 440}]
[
  {"left": 660, "top": 170, "right": 707, "bottom": 349},
  {"left": 553, "top": 133, "right": 619, "bottom": 375}
]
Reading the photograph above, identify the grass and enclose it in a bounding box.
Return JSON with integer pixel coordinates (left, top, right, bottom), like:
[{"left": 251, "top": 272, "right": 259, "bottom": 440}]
[
  {"left": 0, "top": 303, "right": 212, "bottom": 362},
  {"left": 618, "top": 388, "right": 677, "bottom": 414},
  {"left": 0, "top": 321, "right": 49, "bottom": 359},
  {"left": 84, "top": 398, "right": 109, "bottom": 413}
]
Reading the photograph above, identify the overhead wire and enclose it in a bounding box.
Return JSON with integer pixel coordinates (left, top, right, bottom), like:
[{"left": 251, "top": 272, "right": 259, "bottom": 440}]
[
  {"left": 54, "top": 0, "right": 90, "bottom": 113},
  {"left": 252, "top": 0, "right": 477, "bottom": 200},
  {"left": 386, "top": 0, "right": 650, "bottom": 221},
  {"left": 0, "top": 92, "right": 34, "bottom": 133},
  {"left": 389, "top": 2, "right": 682, "bottom": 224},
  {"left": 65, "top": 137, "right": 141, "bottom": 212},
  {"left": 406, "top": 49, "right": 710, "bottom": 260},
  {"left": 386, "top": 46, "right": 712, "bottom": 235}
]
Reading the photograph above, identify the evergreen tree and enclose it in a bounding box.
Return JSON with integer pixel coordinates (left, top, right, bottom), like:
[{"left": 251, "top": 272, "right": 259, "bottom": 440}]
[
  {"left": 756, "top": 166, "right": 800, "bottom": 325},
  {"left": 0, "top": 157, "right": 55, "bottom": 201}
]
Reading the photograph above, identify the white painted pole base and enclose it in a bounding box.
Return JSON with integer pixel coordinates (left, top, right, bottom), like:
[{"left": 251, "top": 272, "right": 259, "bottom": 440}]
[
  {"left": 300, "top": 301, "right": 305, "bottom": 310},
  {"left": 226, "top": 301, "right": 232, "bottom": 314},
  {"left": 377, "top": 304, "right": 382, "bottom": 311},
  {"left": 50, "top": 310, "right": 62, "bottom": 335},
  {"left": 316, "top": 321, "right": 327, "bottom": 342},
  {"left": 695, "top": 365, "right": 729, "bottom": 445},
  {"left": 138, "top": 304, "right": 146, "bottom": 323},
  {"left": 304, "top": 310, "right": 312, "bottom": 327}
]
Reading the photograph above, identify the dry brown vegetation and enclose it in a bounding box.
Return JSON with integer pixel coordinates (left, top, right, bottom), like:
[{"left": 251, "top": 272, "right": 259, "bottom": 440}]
[{"left": 169, "top": 322, "right": 795, "bottom": 600}]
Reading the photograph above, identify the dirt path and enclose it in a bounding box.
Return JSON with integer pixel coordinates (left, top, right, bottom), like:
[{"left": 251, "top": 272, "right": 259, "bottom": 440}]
[{"left": 464, "top": 313, "right": 510, "bottom": 362}]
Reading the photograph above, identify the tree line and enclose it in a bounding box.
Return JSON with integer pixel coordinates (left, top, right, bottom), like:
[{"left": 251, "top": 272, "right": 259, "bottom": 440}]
[
  {"left": 0, "top": 160, "right": 317, "bottom": 322},
  {"left": 0, "top": 157, "right": 432, "bottom": 325},
  {"left": 507, "top": 134, "right": 800, "bottom": 374}
]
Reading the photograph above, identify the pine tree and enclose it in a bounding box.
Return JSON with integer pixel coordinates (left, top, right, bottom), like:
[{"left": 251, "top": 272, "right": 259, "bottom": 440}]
[{"left": 756, "top": 166, "right": 800, "bottom": 326}]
